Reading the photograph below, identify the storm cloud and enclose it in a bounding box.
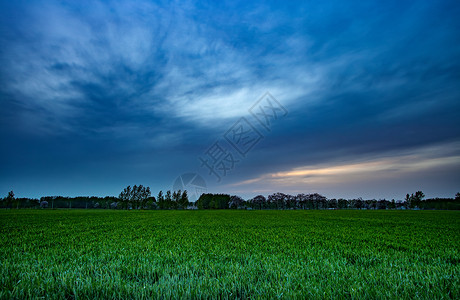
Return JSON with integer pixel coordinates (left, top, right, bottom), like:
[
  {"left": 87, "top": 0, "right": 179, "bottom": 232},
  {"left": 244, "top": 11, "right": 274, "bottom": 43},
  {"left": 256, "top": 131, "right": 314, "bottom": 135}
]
[{"left": 1, "top": 0, "right": 459, "bottom": 199}]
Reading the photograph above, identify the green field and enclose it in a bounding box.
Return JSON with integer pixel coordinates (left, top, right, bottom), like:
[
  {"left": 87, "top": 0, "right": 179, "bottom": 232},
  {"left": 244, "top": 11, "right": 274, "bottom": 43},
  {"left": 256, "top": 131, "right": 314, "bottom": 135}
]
[{"left": 0, "top": 210, "right": 459, "bottom": 299}]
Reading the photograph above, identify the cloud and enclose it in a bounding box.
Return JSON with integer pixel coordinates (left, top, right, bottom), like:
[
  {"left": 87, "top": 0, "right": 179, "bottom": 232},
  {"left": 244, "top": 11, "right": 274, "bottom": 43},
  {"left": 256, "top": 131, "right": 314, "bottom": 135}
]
[{"left": 225, "top": 142, "right": 460, "bottom": 199}]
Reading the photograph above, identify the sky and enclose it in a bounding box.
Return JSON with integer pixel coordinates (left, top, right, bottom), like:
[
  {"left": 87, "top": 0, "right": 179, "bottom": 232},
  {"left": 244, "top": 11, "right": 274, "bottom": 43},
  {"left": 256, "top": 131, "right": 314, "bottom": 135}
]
[{"left": 1, "top": 0, "right": 459, "bottom": 200}]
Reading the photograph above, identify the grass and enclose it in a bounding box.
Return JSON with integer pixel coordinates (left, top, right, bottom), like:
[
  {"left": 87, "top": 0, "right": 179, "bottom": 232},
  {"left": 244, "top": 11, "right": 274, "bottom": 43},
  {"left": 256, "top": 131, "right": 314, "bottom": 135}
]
[{"left": 0, "top": 210, "right": 459, "bottom": 299}]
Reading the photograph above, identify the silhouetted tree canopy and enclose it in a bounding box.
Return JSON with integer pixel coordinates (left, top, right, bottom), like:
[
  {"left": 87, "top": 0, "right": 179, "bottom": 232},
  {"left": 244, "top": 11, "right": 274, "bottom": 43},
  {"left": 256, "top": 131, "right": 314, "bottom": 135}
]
[{"left": 2, "top": 189, "right": 459, "bottom": 210}]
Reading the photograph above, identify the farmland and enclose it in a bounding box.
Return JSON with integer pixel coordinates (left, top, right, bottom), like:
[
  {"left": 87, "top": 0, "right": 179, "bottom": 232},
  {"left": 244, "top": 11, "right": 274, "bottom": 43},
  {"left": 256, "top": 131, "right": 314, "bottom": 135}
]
[{"left": 0, "top": 210, "right": 459, "bottom": 299}]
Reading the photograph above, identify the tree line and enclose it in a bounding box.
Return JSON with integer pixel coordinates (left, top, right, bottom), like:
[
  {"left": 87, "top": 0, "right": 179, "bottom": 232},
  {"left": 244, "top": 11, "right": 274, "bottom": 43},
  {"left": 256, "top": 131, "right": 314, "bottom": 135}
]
[
  {"left": 1, "top": 188, "right": 459, "bottom": 210},
  {"left": 197, "top": 192, "right": 460, "bottom": 210}
]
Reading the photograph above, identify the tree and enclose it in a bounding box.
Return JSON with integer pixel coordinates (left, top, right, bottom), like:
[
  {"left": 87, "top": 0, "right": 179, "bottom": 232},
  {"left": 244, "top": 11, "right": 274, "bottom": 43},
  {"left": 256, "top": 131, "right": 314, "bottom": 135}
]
[
  {"left": 157, "top": 191, "right": 165, "bottom": 209},
  {"left": 377, "top": 199, "right": 389, "bottom": 210},
  {"left": 317, "top": 194, "right": 328, "bottom": 209},
  {"left": 5, "top": 191, "right": 14, "bottom": 209},
  {"left": 213, "top": 194, "right": 230, "bottom": 209},
  {"left": 286, "top": 194, "right": 297, "bottom": 209},
  {"left": 172, "top": 190, "right": 181, "bottom": 209},
  {"left": 124, "top": 187, "right": 132, "bottom": 208},
  {"left": 172, "top": 190, "right": 178, "bottom": 202},
  {"left": 352, "top": 197, "right": 363, "bottom": 209},
  {"left": 131, "top": 185, "right": 139, "bottom": 209},
  {"left": 328, "top": 198, "right": 338, "bottom": 209},
  {"left": 140, "top": 187, "right": 151, "bottom": 209},
  {"left": 338, "top": 198, "right": 348, "bottom": 209},
  {"left": 406, "top": 191, "right": 425, "bottom": 209},
  {"left": 308, "top": 193, "right": 327, "bottom": 209},
  {"left": 251, "top": 195, "right": 266, "bottom": 210},
  {"left": 229, "top": 195, "right": 244, "bottom": 209},
  {"left": 179, "top": 190, "right": 189, "bottom": 209},
  {"left": 267, "top": 193, "right": 285, "bottom": 209},
  {"left": 296, "top": 194, "right": 308, "bottom": 209},
  {"left": 196, "top": 193, "right": 212, "bottom": 209},
  {"left": 413, "top": 191, "right": 425, "bottom": 207},
  {"left": 104, "top": 196, "right": 118, "bottom": 209},
  {"left": 119, "top": 185, "right": 132, "bottom": 209},
  {"left": 456, "top": 192, "right": 460, "bottom": 201},
  {"left": 406, "top": 193, "right": 414, "bottom": 208},
  {"left": 196, "top": 193, "right": 230, "bottom": 209},
  {"left": 146, "top": 196, "right": 156, "bottom": 209},
  {"left": 388, "top": 199, "right": 396, "bottom": 209},
  {"left": 118, "top": 185, "right": 151, "bottom": 209},
  {"left": 366, "top": 199, "right": 377, "bottom": 210},
  {"left": 165, "top": 190, "right": 172, "bottom": 209}
]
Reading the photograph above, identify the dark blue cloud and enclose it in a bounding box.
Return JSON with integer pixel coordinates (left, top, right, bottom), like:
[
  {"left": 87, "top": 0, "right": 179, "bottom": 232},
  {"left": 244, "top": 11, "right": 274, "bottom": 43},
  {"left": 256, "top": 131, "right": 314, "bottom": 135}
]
[{"left": 0, "top": 0, "right": 459, "bottom": 199}]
